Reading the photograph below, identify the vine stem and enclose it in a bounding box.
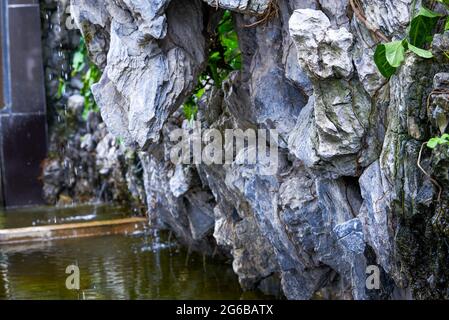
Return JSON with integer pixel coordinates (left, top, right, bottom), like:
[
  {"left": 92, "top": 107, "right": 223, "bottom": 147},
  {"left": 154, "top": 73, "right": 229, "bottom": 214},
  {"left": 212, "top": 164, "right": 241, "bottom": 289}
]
[
  {"left": 243, "top": 0, "right": 279, "bottom": 28},
  {"left": 349, "top": 0, "right": 390, "bottom": 43},
  {"left": 417, "top": 142, "right": 443, "bottom": 202}
]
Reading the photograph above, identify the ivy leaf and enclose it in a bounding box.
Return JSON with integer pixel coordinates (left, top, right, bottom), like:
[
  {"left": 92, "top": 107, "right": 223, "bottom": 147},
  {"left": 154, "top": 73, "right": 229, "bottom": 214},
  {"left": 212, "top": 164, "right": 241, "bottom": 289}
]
[
  {"left": 183, "top": 99, "right": 198, "bottom": 124},
  {"left": 374, "top": 44, "right": 397, "bottom": 78},
  {"left": 427, "top": 137, "right": 440, "bottom": 149},
  {"left": 72, "top": 51, "right": 85, "bottom": 74},
  {"left": 385, "top": 41, "right": 406, "bottom": 67},
  {"left": 409, "top": 7, "right": 442, "bottom": 48},
  {"left": 427, "top": 134, "right": 449, "bottom": 149},
  {"left": 407, "top": 42, "right": 434, "bottom": 58}
]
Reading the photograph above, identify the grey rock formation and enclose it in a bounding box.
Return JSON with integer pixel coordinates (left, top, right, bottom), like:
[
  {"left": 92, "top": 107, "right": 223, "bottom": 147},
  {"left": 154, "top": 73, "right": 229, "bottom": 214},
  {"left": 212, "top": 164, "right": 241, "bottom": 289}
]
[
  {"left": 41, "top": 0, "right": 146, "bottom": 209},
  {"left": 70, "top": 0, "right": 449, "bottom": 299},
  {"left": 42, "top": 103, "right": 146, "bottom": 208},
  {"left": 72, "top": 0, "right": 208, "bottom": 148},
  {"left": 203, "top": 0, "right": 270, "bottom": 14}
]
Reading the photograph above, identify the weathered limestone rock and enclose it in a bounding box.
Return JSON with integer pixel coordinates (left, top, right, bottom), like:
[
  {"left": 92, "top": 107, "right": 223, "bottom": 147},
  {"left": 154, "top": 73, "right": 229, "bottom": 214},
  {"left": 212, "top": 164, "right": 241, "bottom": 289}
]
[
  {"left": 203, "top": 0, "right": 270, "bottom": 14},
  {"left": 42, "top": 104, "right": 146, "bottom": 207},
  {"left": 289, "top": 8, "right": 380, "bottom": 178},
  {"left": 70, "top": 0, "right": 449, "bottom": 299},
  {"left": 358, "top": 161, "right": 393, "bottom": 274},
  {"left": 72, "top": 0, "right": 208, "bottom": 148},
  {"left": 289, "top": 9, "right": 354, "bottom": 79}
]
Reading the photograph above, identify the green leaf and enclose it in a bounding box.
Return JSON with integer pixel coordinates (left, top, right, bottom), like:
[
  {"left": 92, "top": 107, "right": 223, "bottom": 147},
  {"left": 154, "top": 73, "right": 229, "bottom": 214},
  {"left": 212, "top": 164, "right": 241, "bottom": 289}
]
[
  {"left": 409, "top": 7, "right": 442, "bottom": 48},
  {"left": 182, "top": 10, "right": 241, "bottom": 121},
  {"left": 417, "top": 6, "right": 444, "bottom": 18},
  {"left": 407, "top": 42, "right": 434, "bottom": 58},
  {"left": 384, "top": 41, "right": 406, "bottom": 67},
  {"left": 445, "top": 16, "right": 449, "bottom": 31},
  {"left": 427, "top": 134, "right": 449, "bottom": 149},
  {"left": 427, "top": 138, "right": 440, "bottom": 149},
  {"left": 182, "top": 98, "right": 198, "bottom": 123},
  {"left": 374, "top": 44, "right": 398, "bottom": 78},
  {"left": 56, "top": 78, "right": 66, "bottom": 99},
  {"left": 195, "top": 87, "right": 206, "bottom": 99},
  {"left": 217, "top": 9, "right": 241, "bottom": 73},
  {"left": 441, "top": 133, "right": 449, "bottom": 141},
  {"left": 72, "top": 51, "right": 85, "bottom": 73}
]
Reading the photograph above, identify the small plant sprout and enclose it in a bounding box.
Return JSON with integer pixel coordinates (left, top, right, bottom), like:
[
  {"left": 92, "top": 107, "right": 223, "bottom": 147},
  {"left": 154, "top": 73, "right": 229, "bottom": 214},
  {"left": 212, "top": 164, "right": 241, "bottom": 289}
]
[{"left": 427, "top": 134, "right": 449, "bottom": 149}]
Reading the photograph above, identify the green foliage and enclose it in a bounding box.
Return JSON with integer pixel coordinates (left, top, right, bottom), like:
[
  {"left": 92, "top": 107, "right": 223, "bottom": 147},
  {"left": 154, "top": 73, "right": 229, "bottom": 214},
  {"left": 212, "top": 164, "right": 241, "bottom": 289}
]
[
  {"left": 55, "top": 38, "right": 101, "bottom": 120},
  {"left": 427, "top": 134, "right": 449, "bottom": 149},
  {"left": 374, "top": 5, "right": 446, "bottom": 78},
  {"left": 79, "top": 63, "right": 101, "bottom": 119},
  {"left": 374, "top": 44, "right": 397, "bottom": 78},
  {"left": 71, "top": 38, "right": 102, "bottom": 120},
  {"left": 56, "top": 77, "right": 66, "bottom": 99},
  {"left": 409, "top": 7, "right": 442, "bottom": 48},
  {"left": 182, "top": 10, "right": 241, "bottom": 122},
  {"left": 207, "top": 10, "right": 241, "bottom": 87},
  {"left": 72, "top": 51, "right": 86, "bottom": 75},
  {"left": 372, "top": 3, "right": 449, "bottom": 152},
  {"left": 71, "top": 37, "right": 88, "bottom": 77},
  {"left": 385, "top": 40, "right": 406, "bottom": 67},
  {"left": 218, "top": 11, "right": 242, "bottom": 73},
  {"left": 408, "top": 42, "right": 434, "bottom": 58},
  {"left": 183, "top": 98, "right": 199, "bottom": 125}
]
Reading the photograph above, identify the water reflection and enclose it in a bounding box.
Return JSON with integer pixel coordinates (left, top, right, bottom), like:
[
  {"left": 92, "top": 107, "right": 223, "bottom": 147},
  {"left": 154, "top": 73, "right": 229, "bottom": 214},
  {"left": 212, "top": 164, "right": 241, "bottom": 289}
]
[
  {"left": 0, "top": 204, "right": 130, "bottom": 229},
  {"left": 0, "top": 230, "right": 269, "bottom": 300}
]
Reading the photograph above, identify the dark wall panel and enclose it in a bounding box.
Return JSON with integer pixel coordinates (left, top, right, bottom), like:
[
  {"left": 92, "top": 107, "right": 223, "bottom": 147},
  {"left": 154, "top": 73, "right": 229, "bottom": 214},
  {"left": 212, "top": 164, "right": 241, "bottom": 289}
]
[
  {"left": 1, "top": 114, "right": 47, "bottom": 207},
  {"left": 0, "top": 0, "right": 48, "bottom": 208},
  {"left": 9, "top": 4, "right": 46, "bottom": 114}
]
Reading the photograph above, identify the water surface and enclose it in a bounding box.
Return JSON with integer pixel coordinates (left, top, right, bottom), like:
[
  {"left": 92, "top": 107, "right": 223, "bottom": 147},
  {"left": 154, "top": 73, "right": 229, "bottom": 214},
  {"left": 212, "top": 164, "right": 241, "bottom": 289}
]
[
  {"left": 0, "top": 206, "right": 268, "bottom": 300},
  {"left": 0, "top": 204, "right": 131, "bottom": 229}
]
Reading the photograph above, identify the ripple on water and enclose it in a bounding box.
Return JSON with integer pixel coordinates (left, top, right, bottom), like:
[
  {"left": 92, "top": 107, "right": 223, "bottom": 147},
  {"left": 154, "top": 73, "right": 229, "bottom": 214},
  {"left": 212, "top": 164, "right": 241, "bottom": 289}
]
[{"left": 0, "top": 230, "right": 271, "bottom": 300}]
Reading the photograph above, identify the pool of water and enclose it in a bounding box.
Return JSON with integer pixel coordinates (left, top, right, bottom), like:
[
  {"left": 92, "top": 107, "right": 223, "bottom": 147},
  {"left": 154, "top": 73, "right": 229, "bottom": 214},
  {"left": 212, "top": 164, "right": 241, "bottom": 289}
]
[
  {"left": 0, "top": 207, "right": 269, "bottom": 300},
  {"left": 0, "top": 204, "right": 132, "bottom": 229}
]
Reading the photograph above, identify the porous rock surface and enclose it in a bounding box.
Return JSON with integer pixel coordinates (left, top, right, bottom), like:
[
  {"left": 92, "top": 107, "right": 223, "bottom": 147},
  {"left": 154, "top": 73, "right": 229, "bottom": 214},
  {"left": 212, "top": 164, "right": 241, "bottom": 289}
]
[{"left": 71, "top": 0, "right": 449, "bottom": 299}]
